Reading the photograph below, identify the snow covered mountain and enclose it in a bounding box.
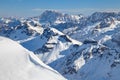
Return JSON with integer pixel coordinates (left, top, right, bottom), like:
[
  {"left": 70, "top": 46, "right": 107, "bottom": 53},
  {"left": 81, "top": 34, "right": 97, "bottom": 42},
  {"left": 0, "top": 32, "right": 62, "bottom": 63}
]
[
  {"left": 34, "top": 27, "right": 82, "bottom": 64},
  {"left": 65, "top": 12, "right": 120, "bottom": 41},
  {"left": 54, "top": 12, "right": 120, "bottom": 80},
  {"left": 32, "top": 10, "right": 83, "bottom": 31},
  {"left": 51, "top": 12, "right": 120, "bottom": 80},
  {"left": 39, "top": 10, "right": 82, "bottom": 25},
  {"left": 0, "top": 36, "right": 66, "bottom": 80},
  {"left": 0, "top": 16, "right": 82, "bottom": 65},
  {"left": 1, "top": 11, "right": 120, "bottom": 80}
]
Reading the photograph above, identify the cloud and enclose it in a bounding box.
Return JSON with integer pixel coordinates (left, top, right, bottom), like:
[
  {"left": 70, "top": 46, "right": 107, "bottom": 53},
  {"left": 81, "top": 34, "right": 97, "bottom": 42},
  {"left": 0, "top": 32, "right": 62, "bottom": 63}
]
[
  {"left": 32, "top": 8, "right": 95, "bottom": 12},
  {"left": 32, "top": 8, "right": 120, "bottom": 15}
]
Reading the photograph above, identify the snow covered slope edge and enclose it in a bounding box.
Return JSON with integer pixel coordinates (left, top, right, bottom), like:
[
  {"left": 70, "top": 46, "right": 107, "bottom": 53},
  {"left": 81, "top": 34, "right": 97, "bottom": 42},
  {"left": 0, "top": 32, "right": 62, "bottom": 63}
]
[{"left": 0, "top": 36, "right": 66, "bottom": 80}]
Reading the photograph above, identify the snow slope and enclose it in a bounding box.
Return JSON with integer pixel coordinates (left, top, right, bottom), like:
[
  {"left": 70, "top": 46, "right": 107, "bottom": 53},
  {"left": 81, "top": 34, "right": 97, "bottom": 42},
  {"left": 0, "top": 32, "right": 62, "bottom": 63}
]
[{"left": 0, "top": 36, "right": 66, "bottom": 80}]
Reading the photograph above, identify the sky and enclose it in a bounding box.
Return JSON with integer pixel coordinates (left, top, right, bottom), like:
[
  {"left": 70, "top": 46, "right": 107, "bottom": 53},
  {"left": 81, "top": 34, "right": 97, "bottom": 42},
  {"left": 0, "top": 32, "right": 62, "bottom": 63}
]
[{"left": 0, "top": 0, "right": 120, "bottom": 17}]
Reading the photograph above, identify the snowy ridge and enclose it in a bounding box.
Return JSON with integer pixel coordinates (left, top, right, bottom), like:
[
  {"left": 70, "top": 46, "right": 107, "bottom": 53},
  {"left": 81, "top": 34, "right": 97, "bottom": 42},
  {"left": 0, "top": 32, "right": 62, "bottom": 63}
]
[
  {"left": 34, "top": 27, "right": 82, "bottom": 64},
  {"left": 0, "top": 36, "right": 66, "bottom": 80}
]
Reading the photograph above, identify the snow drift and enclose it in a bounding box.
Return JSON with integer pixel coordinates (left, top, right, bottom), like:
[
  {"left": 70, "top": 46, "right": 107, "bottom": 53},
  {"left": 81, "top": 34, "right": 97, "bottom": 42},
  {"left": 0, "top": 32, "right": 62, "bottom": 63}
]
[{"left": 0, "top": 36, "right": 66, "bottom": 80}]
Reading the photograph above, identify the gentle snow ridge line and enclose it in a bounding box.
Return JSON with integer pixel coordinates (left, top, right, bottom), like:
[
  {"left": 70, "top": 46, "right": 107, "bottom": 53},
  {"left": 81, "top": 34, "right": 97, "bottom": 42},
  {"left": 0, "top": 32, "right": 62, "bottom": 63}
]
[{"left": 0, "top": 36, "right": 66, "bottom": 80}]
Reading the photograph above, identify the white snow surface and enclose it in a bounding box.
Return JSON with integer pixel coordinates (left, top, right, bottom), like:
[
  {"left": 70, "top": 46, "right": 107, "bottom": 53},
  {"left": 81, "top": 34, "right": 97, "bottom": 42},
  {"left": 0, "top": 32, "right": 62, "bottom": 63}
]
[{"left": 0, "top": 36, "right": 66, "bottom": 80}]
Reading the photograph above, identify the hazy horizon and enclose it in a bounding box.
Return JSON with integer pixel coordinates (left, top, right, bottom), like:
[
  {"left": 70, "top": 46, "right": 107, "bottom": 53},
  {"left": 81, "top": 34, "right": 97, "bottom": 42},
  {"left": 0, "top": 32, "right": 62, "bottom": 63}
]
[{"left": 0, "top": 0, "right": 120, "bottom": 17}]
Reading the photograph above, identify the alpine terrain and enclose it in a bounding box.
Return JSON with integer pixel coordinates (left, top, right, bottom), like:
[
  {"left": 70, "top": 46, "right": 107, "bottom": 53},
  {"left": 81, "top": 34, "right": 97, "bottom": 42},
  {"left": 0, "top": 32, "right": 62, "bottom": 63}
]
[{"left": 1, "top": 10, "right": 120, "bottom": 80}]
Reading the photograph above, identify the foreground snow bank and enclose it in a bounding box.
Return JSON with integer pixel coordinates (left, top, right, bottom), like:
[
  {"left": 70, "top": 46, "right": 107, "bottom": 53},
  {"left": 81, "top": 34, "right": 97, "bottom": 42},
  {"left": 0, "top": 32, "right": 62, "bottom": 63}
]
[{"left": 0, "top": 36, "right": 66, "bottom": 80}]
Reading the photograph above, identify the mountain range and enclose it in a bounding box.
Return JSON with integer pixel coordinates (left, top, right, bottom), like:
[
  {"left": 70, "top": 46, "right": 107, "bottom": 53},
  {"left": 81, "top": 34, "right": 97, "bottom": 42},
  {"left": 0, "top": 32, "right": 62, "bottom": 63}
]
[{"left": 0, "top": 10, "right": 120, "bottom": 80}]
